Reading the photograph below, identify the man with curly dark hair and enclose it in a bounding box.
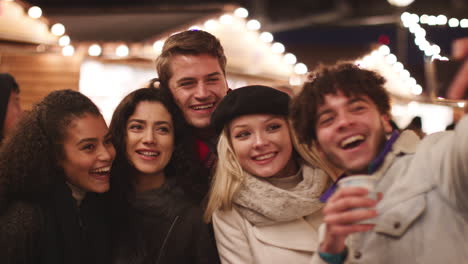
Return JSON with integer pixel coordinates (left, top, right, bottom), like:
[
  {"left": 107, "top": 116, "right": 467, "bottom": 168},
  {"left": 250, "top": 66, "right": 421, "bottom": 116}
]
[
  {"left": 290, "top": 62, "right": 468, "bottom": 263},
  {"left": 0, "top": 89, "right": 115, "bottom": 264}
]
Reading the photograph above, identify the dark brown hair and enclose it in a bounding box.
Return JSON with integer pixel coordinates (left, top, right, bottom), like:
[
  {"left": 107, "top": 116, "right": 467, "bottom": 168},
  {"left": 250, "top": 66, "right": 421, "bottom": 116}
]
[
  {"left": 108, "top": 87, "right": 207, "bottom": 204},
  {"left": 155, "top": 30, "right": 227, "bottom": 89},
  {"left": 290, "top": 62, "right": 390, "bottom": 145}
]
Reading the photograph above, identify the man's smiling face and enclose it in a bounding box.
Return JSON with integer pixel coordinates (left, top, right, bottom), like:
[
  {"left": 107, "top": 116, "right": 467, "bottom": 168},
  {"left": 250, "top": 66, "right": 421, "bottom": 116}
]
[
  {"left": 168, "top": 53, "right": 228, "bottom": 129},
  {"left": 315, "top": 91, "right": 392, "bottom": 174}
]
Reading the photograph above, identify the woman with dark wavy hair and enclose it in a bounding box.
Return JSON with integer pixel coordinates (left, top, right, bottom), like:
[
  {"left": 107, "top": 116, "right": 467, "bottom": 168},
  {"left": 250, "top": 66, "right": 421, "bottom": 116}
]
[
  {"left": 0, "top": 89, "right": 115, "bottom": 264},
  {"left": 108, "top": 87, "right": 219, "bottom": 264}
]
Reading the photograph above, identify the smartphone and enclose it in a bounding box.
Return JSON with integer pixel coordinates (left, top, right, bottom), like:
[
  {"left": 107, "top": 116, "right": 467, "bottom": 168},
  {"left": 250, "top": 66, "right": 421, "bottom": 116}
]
[{"left": 426, "top": 59, "right": 467, "bottom": 100}]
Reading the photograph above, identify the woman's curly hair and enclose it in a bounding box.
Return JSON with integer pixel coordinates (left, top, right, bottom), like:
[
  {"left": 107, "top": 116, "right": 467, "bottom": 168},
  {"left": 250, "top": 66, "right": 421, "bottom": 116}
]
[
  {"left": 108, "top": 87, "right": 207, "bottom": 204},
  {"left": 290, "top": 62, "right": 390, "bottom": 146},
  {"left": 0, "top": 89, "right": 101, "bottom": 210}
]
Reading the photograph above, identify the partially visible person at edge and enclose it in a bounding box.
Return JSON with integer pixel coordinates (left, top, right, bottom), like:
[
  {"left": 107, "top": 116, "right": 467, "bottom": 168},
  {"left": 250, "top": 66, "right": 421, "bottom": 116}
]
[
  {"left": 447, "top": 37, "right": 468, "bottom": 100},
  {"left": 290, "top": 62, "right": 468, "bottom": 264},
  {"left": 0, "top": 73, "right": 23, "bottom": 144},
  {"left": 204, "top": 85, "right": 339, "bottom": 264},
  {"left": 0, "top": 90, "right": 115, "bottom": 264},
  {"left": 154, "top": 30, "right": 229, "bottom": 202},
  {"left": 108, "top": 87, "right": 220, "bottom": 264}
]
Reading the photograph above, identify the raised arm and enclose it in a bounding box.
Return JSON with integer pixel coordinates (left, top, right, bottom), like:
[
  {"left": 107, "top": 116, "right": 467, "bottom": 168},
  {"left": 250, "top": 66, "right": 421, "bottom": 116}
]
[{"left": 447, "top": 37, "right": 468, "bottom": 100}]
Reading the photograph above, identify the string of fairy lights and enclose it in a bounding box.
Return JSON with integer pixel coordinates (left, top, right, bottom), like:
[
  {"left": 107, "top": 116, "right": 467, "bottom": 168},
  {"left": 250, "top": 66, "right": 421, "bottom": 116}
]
[
  {"left": 400, "top": 12, "right": 468, "bottom": 60},
  {"left": 356, "top": 44, "right": 424, "bottom": 96},
  {"left": 19, "top": 3, "right": 308, "bottom": 77},
  {"left": 357, "top": 11, "right": 467, "bottom": 98},
  {"left": 9, "top": 1, "right": 468, "bottom": 92}
]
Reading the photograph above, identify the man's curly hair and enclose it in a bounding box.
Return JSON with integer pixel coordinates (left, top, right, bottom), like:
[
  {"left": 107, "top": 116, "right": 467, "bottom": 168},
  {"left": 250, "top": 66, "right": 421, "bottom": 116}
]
[
  {"left": 290, "top": 62, "right": 390, "bottom": 146},
  {"left": 0, "top": 89, "right": 101, "bottom": 210}
]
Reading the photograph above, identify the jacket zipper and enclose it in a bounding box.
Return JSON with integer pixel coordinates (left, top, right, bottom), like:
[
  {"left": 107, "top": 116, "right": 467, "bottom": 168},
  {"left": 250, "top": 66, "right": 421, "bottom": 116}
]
[{"left": 155, "top": 215, "right": 180, "bottom": 264}]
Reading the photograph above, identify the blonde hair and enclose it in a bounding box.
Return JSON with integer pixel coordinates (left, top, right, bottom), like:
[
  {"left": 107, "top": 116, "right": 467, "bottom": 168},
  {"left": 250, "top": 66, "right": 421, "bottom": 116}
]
[{"left": 203, "top": 118, "right": 340, "bottom": 223}]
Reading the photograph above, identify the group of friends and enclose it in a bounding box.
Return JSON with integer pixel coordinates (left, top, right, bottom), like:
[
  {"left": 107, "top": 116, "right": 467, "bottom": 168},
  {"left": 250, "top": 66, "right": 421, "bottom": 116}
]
[{"left": 0, "top": 30, "right": 467, "bottom": 264}]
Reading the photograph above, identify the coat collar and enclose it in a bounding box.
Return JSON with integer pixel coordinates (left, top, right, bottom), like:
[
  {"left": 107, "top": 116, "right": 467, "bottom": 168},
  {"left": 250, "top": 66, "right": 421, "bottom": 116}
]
[{"left": 373, "top": 130, "right": 420, "bottom": 180}]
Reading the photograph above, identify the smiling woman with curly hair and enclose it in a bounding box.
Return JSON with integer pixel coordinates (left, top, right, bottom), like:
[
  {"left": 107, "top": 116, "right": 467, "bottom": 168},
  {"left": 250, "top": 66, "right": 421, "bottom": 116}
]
[{"left": 0, "top": 89, "right": 115, "bottom": 264}]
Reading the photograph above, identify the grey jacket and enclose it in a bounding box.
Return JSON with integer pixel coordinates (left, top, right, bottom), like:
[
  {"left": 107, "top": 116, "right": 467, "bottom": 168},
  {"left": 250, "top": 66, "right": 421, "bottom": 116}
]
[{"left": 313, "top": 116, "right": 468, "bottom": 264}]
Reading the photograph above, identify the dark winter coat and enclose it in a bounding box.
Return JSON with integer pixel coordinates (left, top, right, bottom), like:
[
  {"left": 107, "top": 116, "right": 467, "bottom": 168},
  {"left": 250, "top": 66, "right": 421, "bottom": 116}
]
[
  {"left": 0, "top": 181, "right": 111, "bottom": 264},
  {"left": 112, "top": 178, "right": 220, "bottom": 264}
]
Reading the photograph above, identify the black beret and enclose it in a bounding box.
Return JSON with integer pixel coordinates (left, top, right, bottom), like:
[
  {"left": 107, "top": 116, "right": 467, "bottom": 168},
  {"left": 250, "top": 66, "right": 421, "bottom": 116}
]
[{"left": 211, "top": 85, "right": 290, "bottom": 133}]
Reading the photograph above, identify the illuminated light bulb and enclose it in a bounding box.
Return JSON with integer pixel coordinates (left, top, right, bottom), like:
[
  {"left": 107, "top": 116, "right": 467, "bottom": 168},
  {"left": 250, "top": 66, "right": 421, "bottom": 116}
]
[
  {"left": 411, "top": 84, "right": 423, "bottom": 95},
  {"left": 460, "top": 19, "right": 468, "bottom": 28},
  {"left": 431, "top": 45, "right": 441, "bottom": 55},
  {"left": 234, "top": 7, "right": 249, "bottom": 18},
  {"left": 400, "top": 69, "right": 410, "bottom": 80},
  {"left": 219, "top": 14, "right": 233, "bottom": 25},
  {"left": 387, "top": 0, "right": 415, "bottom": 7},
  {"left": 283, "top": 53, "right": 297, "bottom": 65},
  {"left": 62, "top": 45, "right": 74, "bottom": 56},
  {"left": 393, "top": 62, "right": 404, "bottom": 72},
  {"left": 116, "top": 44, "right": 129, "bottom": 57},
  {"left": 51, "top": 23, "right": 65, "bottom": 36},
  {"left": 28, "top": 6, "right": 42, "bottom": 19},
  {"left": 246, "top": 19, "right": 261, "bottom": 30},
  {"left": 294, "top": 63, "right": 308, "bottom": 75},
  {"left": 436, "top": 15, "right": 447, "bottom": 25},
  {"left": 407, "top": 77, "right": 417, "bottom": 87},
  {"left": 414, "top": 37, "right": 424, "bottom": 46},
  {"left": 418, "top": 40, "right": 430, "bottom": 51},
  {"left": 259, "top": 32, "right": 273, "bottom": 43},
  {"left": 415, "top": 27, "right": 426, "bottom": 38},
  {"left": 408, "top": 23, "right": 420, "bottom": 33},
  {"left": 378, "top": 45, "right": 391, "bottom": 56},
  {"left": 400, "top": 12, "right": 412, "bottom": 24},
  {"left": 58, "top": 35, "right": 70, "bottom": 46},
  {"left": 385, "top": 54, "right": 397, "bottom": 65},
  {"left": 153, "top": 40, "right": 164, "bottom": 53},
  {"left": 424, "top": 48, "right": 434, "bottom": 57},
  {"left": 428, "top": 15, "right": 437, "bottom": 25},
  {"left": 271, "top": 42, "right": 285, "bottom": 54},
  {"left": 448, "top": 18, "right": 459, "bottom": 27},
  {"left": 420, "top": 14, "right": 429, "bottom": 24},
  {"left": 458, "top": 102, "right": 465, "bottom": 108},
  {"left": 410, "top": 13, "right": 419, "bottom": 24},
  {"left": 440, "top": 56, "right": 449, "bottom": 61},
  {"left": 88, "top": 44, "right": 102, "bottom": 56},
  {"left": 204, "top": 19, "right": 218, "bottom": 30},
  {"left": 371, "top": 51, "right": 379, "bottom": 59}
]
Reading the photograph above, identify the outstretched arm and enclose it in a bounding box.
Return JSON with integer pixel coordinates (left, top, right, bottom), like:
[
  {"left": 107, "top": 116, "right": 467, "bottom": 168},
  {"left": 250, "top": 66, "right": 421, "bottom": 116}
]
[{"left": 447, "top": 37, "right": 468, "bottom": 100}]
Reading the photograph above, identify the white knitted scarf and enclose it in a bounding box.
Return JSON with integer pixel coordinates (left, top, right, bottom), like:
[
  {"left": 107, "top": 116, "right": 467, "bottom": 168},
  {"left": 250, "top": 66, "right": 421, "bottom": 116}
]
[{"left": 233, "top": 164, "right": 328, "bottom": 226}]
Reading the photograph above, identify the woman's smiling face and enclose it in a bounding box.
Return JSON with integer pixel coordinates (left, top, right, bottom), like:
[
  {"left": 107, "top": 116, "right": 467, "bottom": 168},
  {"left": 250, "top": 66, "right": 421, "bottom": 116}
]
[
  {"left": 125, "top": 101, "right": 174, "bottom": 179},
  {"left": 60, "top": 113, "right": 115, "bottom": 194},
  {"left": 229, "top": 114, "right": 297, "bottom": 178}
]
